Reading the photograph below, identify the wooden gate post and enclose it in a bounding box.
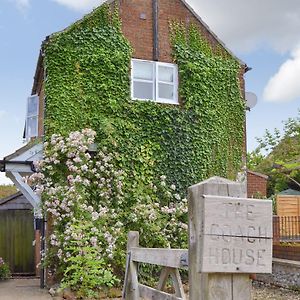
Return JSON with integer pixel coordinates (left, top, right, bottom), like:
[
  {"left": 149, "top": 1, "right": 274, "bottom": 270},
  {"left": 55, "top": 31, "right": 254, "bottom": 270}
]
[
  {"left": 188, "top": 176, "right": 272, "bottom": 300},
  {"left": 123, "top": 231, "right": 140, "bottom": 300}
]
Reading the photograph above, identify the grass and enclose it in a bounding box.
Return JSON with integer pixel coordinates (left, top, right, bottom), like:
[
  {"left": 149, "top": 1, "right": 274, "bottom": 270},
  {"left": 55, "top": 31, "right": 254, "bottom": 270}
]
[{"left": 0, "top": 185, "right": 17, "bottom": 199}]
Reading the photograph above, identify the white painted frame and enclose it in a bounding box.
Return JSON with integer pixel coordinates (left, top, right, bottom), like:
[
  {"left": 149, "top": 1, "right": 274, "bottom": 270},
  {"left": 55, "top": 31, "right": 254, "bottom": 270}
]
[
  {"left": 4, "top": 143, "right": 43, "bottom": 217},
  {"left": 156, "top": 61, "right": 178, "bottom": 104},
  {"left": 131, "top": 59, "right": 179, "bottom": 105},
  {"left": 25, "top": 94, "right": 39, "bottom": 140}
]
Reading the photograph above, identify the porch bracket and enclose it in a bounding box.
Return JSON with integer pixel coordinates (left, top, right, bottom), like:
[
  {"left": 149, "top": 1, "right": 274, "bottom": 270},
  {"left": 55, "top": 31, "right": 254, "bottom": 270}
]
[{"left": 7, "top": 171, "right": 42, "bottom": 217}]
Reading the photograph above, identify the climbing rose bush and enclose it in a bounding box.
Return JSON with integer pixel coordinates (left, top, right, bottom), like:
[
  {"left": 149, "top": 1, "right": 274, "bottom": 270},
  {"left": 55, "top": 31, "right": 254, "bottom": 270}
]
[
  {"left": 29, "top": 129, "right": 188, "bottom": 297},
  {"left": 0, "top": 257, "right": 10, "bottom": 280}
]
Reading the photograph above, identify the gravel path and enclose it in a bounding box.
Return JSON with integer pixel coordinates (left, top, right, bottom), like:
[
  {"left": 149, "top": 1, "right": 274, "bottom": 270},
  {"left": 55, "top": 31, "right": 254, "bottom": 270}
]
[{"left": 252, "top": 281, "right": 300, "bottom": 300}]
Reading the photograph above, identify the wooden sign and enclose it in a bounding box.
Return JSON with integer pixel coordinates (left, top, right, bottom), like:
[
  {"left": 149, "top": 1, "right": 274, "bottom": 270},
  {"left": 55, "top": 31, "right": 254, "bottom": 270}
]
[{"left": 199, "top": 195, "right": 272, "bottom": 273}]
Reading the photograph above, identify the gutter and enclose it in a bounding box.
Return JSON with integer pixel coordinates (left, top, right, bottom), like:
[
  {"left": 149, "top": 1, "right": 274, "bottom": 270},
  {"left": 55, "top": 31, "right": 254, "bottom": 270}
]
[
  {"left": 152, "top": 0, "right": 159, "bottom": 61},
  {"left": 245, "top": 65, "right": 252, "bottom": 73},
  {"left": 0, "top": 160, "right": 35, "bottom": 173}
]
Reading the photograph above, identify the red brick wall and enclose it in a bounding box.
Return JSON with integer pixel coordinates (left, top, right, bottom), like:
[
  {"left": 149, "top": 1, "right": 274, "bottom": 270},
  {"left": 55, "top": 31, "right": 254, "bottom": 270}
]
[
  {"left": 120, "top": 0, "right": 154, "bottom": 61},
  {"left": 119, "top": 0, "right": 224, "bottom": 63},
  {"left": 247, "top": 172, "right": 267, "bottom": 198},
  {"left": 33, "top": 0, "right": 246, "bottom": 137},
  {"left": 273, "top": 245, "right": 300, "bottom": 261}
]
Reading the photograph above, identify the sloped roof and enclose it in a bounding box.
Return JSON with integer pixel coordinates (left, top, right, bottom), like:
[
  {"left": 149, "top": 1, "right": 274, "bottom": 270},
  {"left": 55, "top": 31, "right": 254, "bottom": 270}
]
[
  {"left": 0, "top": 192, "right": 33, "bottom": 210},
  {"left": 32, "top": 0, "right": 247, "bottom": 94},
  {"left": 278, "top": 188, "right": 300, "bottom": 196},
  {"left": 247, "top": 170, "right": 269, "bottom": 180},
  {"left": 4, "top": 142, "right": 43, "bottom": 162},
  {"left": 0, "top": 192, "right": 22, "bottom": 206}
]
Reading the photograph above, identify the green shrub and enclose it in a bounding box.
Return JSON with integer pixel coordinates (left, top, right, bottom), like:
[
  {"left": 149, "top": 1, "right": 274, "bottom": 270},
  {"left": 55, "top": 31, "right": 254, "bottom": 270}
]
[
  {"left": 29, "top": 129, "right": 188, "bottom": 298},
  {"left": 0, "top": 257, "right": 11, "bottom": 280}
]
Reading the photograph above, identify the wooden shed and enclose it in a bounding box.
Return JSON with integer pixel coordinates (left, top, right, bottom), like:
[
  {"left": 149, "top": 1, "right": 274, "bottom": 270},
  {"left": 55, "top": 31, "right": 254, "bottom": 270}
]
[{"left": 0, "top": 192, "right": 40, "bottom": 275}]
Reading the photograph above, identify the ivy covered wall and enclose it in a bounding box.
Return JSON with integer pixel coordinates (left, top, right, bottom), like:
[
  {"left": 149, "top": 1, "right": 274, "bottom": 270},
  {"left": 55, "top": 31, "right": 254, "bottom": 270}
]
[{"left": 43, "top": 5, "right": 245, "bottom": 193}]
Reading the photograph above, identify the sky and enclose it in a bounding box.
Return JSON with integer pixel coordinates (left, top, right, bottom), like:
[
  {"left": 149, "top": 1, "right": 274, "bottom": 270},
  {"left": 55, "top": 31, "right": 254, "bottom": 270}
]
[{"left": 0, "top": 0, "right": 300, "bottom": 184}]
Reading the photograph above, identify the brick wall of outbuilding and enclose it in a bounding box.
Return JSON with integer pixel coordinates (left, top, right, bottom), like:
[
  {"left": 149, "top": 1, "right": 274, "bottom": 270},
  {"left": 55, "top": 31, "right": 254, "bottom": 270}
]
[{"left": 247, "top": 171, "right": 268, "bottom": 198}]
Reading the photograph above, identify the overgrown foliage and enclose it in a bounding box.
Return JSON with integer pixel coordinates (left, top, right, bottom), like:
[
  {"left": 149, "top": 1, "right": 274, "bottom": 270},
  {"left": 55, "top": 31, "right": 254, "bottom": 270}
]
[
  {"left": 40, "top": 4, "right": 245, "bottom": 297},
  {"left": 30, "top": 129, "right": 188, "bottom": 297},
  {"left": 250, "top": 110, "right": 300, "bottom": 195},
  {"left": 43, "top": 5, "right": 245, "bottom": 194},
  {"left": 170, "top": 23, "right": 245, "bottom": 181}
]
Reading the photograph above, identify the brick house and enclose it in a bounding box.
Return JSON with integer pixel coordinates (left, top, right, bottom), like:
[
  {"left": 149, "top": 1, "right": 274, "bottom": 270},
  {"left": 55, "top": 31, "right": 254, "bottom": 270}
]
[
  {"left": 1, "top": 1, "right": 249, "bottom": 285},
  {"left": 2, "top": 0, "right": 250, "bottom": 218},
  {"left": 29, "top": 0, "right": 248, "bottom": 140}
]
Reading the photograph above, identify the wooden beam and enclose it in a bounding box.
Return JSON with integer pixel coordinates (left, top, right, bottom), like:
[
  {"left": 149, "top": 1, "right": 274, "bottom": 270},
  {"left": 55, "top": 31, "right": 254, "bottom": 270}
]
[
  {"left": 5, "top": 163, "right": 33, "bottom": 174},
  {"left": 124, "top": 232, "right": 140, "bottom": 300},
  {"left": 131, "top": 248, "right": 188, "bottom": 269},
  {"left": 139, "top": 284, "right": 182, "bottom": 300},
  {"left": 157, "top": 267, "right": 187, "bottom": 299},
  {"left": 7, "top": 171, "right": 41, "bottom": 216}
]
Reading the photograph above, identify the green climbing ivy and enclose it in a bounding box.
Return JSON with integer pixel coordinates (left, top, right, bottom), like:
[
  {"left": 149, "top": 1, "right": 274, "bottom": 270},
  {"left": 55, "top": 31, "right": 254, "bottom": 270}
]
[{"left": 43, "top": 4, "right": 245, "bottom": 194}]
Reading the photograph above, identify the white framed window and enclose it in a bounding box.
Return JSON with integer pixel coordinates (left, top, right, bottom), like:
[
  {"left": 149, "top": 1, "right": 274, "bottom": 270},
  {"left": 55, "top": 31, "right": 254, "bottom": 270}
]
[
  {"left": 131, "top": 59, "right": 178, "bottom": 105},
  {"left": 25, "top": 94, "right": 39, "bottom": 140}
]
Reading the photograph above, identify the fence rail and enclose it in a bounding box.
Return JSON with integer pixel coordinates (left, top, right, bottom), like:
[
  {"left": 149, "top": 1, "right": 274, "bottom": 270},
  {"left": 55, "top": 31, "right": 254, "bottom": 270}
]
[
  {"left": 123, "top": 178, "right": 272, "bottom": 300},
  {"left": 122, "top": 232, "right": 187, "bottom": 300},
  {"left": 273, "top": 215, "right": 300, "bottom": 242}
]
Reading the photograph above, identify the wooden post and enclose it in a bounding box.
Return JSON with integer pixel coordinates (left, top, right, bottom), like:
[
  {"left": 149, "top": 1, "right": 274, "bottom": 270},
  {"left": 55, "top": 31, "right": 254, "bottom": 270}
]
[
  {"left": 188, "top": 176, "right": 272, "bottom": 300},
  {"left": 272, "top": 215, "right": 280, "bottom": 245},
  {"left": 34, "top": 230, "right": 41, "bottom": 276},
  {"left": 123, "top": 231, "right": 140, "bottom": 300}
]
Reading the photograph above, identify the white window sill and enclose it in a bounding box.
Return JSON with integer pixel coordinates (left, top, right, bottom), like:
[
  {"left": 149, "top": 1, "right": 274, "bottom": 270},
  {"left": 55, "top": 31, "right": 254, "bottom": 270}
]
[{"left": 131, "top": 98, "right": 179, "bottom": 105}]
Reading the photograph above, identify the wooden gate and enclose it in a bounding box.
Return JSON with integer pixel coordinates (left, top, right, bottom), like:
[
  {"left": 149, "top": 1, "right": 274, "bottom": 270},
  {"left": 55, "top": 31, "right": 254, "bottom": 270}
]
[
  {"left": 0, "top": 210, "right": 35, "bottom": 274},
  {"left": 123, "top": 177, "right": 273, "bottom": 300}
]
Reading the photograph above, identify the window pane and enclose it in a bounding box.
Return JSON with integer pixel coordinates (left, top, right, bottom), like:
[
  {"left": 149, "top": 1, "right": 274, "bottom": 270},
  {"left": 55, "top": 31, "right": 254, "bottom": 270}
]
[
  {"left": 27, "top": 116, "right": 38, "bottom": 138},
  {"left": 158, "top": 66, "right": 174, "bottom": 83},
  {"left": 133, "top": 81, "right": 154, "bottom": 100},
  {"left": 133, "top": 61, "right": 154, "bottom": 80},
  {"left": 27, "top": 96, "right": 39, "bottom": 116},
  {"left": 158, "top": 83, "right": 174, "bottom": 100}
]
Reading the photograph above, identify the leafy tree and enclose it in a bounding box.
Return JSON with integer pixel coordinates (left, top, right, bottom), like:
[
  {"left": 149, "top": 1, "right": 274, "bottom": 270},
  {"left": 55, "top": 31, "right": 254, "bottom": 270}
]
[
  {"left": 249, "top": 110, "right": 300, "bottom": 196},
  {"left": 247, "top": 150, "right": 264, "bottom": 170}
]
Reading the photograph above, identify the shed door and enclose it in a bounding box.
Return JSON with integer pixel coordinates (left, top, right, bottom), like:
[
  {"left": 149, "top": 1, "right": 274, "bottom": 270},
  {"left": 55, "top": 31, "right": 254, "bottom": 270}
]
[{"left": 0, "top": 210, "right": 35, "bottom": 274}]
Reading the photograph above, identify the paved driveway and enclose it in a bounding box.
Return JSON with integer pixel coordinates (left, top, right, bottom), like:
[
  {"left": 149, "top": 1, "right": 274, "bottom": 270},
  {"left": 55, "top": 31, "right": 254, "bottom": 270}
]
[{"left": 0, "top": 278, "right": 52, "bottom": 300}]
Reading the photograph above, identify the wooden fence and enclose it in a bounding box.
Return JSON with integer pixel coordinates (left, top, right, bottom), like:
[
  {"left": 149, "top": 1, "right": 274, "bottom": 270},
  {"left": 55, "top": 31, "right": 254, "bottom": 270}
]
[
  {"left": 273, "top": 215, "right": 300, "bottom": 242},
  {"left": 277, "top": 195, "right": 300, "bottom": 216},
  {"left": 123, "top": 177, "right": 273, "bottom": 300},
  {"left": 123, "top": 231, "right": 187, "bottom": 300}
]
